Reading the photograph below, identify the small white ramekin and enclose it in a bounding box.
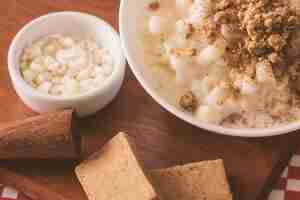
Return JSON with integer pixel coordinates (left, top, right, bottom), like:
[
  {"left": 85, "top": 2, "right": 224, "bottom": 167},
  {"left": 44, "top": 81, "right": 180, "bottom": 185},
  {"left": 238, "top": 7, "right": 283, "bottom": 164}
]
[{"left": 8, "top": 11, "right": 126, "bottom": 117}]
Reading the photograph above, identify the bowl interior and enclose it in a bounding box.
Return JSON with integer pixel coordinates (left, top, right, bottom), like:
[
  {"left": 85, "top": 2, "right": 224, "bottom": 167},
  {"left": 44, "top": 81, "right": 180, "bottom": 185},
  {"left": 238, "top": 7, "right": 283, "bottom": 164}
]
[
  {"left": 9, "top": 12, "right": 124, "bottom": 101},
  {"left": 120, "top": 0, "right": 300, "bottom": 137}
]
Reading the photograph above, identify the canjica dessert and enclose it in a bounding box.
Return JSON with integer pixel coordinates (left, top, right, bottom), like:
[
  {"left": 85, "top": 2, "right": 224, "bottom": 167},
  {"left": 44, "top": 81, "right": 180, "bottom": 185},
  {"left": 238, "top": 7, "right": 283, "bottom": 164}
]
[
  {"left": 143, "top": 0, "right": 300, "bottom": 128},
  {"left": 20, "top": 34, "right": 114, "bottom": 96}
]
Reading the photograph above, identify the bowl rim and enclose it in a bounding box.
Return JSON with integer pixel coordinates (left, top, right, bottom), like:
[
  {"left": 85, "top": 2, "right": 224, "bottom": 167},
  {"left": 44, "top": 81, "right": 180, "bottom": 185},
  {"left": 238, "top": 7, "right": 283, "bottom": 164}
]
[
  {"left": 8, "top": 11, "right": 126, "bottom": 102},
  {"left": 119, "top": 0, "right": 300, "bottom": 138}
]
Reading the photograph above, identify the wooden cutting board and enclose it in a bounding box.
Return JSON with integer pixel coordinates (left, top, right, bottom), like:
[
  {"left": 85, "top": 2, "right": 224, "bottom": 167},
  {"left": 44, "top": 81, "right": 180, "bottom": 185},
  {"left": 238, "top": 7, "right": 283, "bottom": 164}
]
[{"left": 1, "top": 1, "right": 300, "bottom": 200}]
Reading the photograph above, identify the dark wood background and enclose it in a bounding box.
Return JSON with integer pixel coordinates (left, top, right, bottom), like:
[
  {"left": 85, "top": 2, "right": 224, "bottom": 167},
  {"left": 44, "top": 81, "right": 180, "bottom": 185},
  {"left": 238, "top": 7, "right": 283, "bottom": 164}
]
[{"left": 1, "top": 1, "right": 300, "bottom": 200}]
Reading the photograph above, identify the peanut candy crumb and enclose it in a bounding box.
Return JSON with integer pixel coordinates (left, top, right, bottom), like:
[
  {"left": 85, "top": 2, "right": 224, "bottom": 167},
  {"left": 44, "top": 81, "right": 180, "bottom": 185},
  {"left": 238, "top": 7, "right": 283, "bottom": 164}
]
[
  {"left": 148, "top": 1, "right": 160, "bottom": 11},
  {"left": 179, "top": 91, "right": 199, "bottom": 112},
  {"left": 171, "top": 48, "right": 197, "bottom": 57}
]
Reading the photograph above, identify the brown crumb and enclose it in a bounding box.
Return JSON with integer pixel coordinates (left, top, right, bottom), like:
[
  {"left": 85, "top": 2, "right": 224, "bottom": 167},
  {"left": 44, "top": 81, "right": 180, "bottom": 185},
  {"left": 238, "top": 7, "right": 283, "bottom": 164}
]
[
  {"left": 246, "top": 16, "right": 265, "bottom": 41},
  {"left": 148, "top": 1, "right": 160, "bottom": 11},
  {"left": 179, "top": 91, "right": 199, "bottom": 112},
  {"left": 246, "top": 39, "right": 268, "bottom": 56},
  {"left": 171, "top": 48, "right": 197, "bottom": 57},
  {"left": 267, "top": 34, "right": 286, "bottom": 51},
  {"left": 268, "top": 53, "right": 282, "bottom": 64},
  {"left": 185, "top": 23, "right": 195, "bottom": 39},
  {"left": 195, "top": 21, "right": 219, "bottom": 44},
  {"left": 222, "top": 113, "right": 242, "bottom": 124}
]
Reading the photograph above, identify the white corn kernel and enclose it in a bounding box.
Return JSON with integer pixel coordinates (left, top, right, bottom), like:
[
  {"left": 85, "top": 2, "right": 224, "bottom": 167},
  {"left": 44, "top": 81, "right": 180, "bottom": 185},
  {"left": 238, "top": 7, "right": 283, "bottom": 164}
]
[
  {"left": 36, "top": 72, "right": 51, "bottom": 84},
  {"left": 197, "top": 45, "right": 223, "bottom": 66},
  {"left": 169, "top": 55, "right": 189, "bottom": 82},
  {"left": 30, "top": 62, "right": 45, "bottom": 73},
  {"left": 149, "top": 16, "right": 170, "bottom": 35},
  {"left": 209, "top": 62, "right": 226, "bottom": 80},
  {"left": 203, "top": 86, "right": 226, "bottom": 107},
  {"left": 68, "top": 56, "right": 87, "bottom": 71},
  {"left": 44, "top": 56, "right": 60, "bottom": 73},
  {"left": 50, "top": 84, "right": 63, "bottom": 95},
  {"left": 191, "top": 78, "right": 213, "bottom": 99},
  {"left": 169, "top": 55, "right": 186, "bottom": 71},
  {"left": 62, "top": 37, "right": 75, "bottom": 47},
  {"left": 164, "top": 40, "right": 181, "bottom": 55},
  {"left": 37, "top": 82, "right": 52, "bottom": 94},
  {"left": 44, "top": 44, "right": 58, "bottom": 55},
  {"left": 196, "top": 105, "right": 223, "bottom": 124},
  {"left": 23, "top": 70, "right": 37, "bottom": 83},
  {"left": 52, "top": 76, "right": 62, "bottom": 84},
  {"left": 190, "top": 40, "right": 208, "bottom": 52},
  {"left": 77, "top": 68, "right": 92, "bottom": 81},
  {"left": 218, "top": 98, "right": 241, "bottom": 118},
  {"left": 175, "top": 20, "right": 192, "bottom": 38},
  {"left": 176, "top": 0, "right": 193, "bottom": 10},
  {"left": 29, "top": 46, "right": 42, "bottom": 58},
  {"left": 240, "top": 76, "right": 258, "bottom": 96}
]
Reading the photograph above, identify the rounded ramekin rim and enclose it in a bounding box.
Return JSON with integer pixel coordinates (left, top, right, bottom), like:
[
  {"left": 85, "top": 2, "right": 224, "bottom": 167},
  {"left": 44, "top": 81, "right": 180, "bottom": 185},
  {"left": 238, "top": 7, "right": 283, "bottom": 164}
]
[{"left": 8, "top": 11, "right": 126, "bottom": 103}]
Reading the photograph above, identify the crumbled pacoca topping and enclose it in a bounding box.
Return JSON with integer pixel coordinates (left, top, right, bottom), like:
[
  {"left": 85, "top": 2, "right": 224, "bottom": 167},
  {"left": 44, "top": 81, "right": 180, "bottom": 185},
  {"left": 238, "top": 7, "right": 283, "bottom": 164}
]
[
  {"left": 20, "top": 35, "right": 114, "bottom": 96},
  {"left": 148, "top": 1, "right": 161, "bottom": 11},
  {"left": 145, "top": 0, "right": 300, "bottom": 128},
  {"left": 179, "top": 91, "right": 199, "bottom": 112},
  {"left": 213, "top": 0, "right": 299, "bottom": 76}
]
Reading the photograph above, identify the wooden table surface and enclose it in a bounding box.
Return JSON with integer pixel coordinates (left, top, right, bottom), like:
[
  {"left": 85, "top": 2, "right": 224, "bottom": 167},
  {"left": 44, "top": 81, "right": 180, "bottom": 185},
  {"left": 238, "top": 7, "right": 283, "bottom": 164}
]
[{"left": 1, "top": 1, "right": 300, "bottom": 200}]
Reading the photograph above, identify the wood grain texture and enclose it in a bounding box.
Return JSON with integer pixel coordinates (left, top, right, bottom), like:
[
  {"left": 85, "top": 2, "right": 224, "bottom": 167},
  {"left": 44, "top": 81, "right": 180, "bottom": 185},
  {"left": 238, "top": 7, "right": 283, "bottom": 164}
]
[
  {"left": 0, "top": 109, "right": 81, "bottom": 159},
  {"left": 0, "top": 168, "right": 69, "bottom": 200},
  {"left": 0, "top": 1, "right": 300, "bottom": 200}
]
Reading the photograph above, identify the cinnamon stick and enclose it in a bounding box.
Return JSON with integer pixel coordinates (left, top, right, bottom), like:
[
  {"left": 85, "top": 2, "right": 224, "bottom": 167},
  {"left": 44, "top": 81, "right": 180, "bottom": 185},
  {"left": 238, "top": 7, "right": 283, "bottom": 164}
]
[
  {"left": 0, "top": 168, "right": 68, "bottom": 200},
  {"left": 0, "top": 109, "right": 81, "bottom": 159}
]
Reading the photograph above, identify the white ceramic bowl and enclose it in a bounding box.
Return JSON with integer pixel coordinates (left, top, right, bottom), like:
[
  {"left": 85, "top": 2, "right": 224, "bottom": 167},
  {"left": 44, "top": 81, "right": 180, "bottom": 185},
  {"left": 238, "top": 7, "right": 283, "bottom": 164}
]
[
  {"left": 8, "top": 12, "right": 126, "bottom": 117},
  {"left": 119, "top": 0, "right": 300, "bottom": 137}
]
